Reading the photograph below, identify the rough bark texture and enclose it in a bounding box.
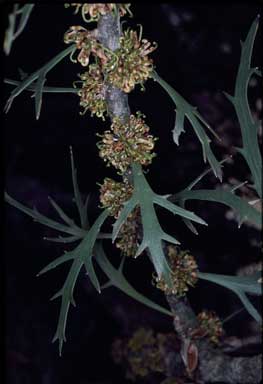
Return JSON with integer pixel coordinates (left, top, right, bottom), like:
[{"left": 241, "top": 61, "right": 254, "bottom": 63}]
[{"left": 96, "top": 8, "right": 262, "bottom": 384}]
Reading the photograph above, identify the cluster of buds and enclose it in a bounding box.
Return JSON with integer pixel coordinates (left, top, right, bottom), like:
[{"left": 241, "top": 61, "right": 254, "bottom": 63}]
[
  {"left": 99, "top": 178, "right": 140, "bottom": 257},
  {"left": 196, "top": 310, "right": 224, "bottom": 345},
  {"left": 65, "top": 3, "right": 132, "bottom": 23},
  {"left": 153, "top": 246, "right": 198, "bottom": 296},
  {"left": 77, "top": 64, "right": 107, "bottom": 119},
  {"left": 111, "top": 328, "right": 166, "bottom": 380},
  {"left": 64, "top": 26, "right": 109, "bottom": 66},
  {"left": 99, "top": 177, "right": 133, "bottom": 217},
  {"left": 115, "top": 207, "right": 141, "bottom": 257},
  {"left": 104, "top": 28, "right": 157, "bottom": 92},
  {"left": 97, "top": 112, "right": 157, "bottom": 173}
]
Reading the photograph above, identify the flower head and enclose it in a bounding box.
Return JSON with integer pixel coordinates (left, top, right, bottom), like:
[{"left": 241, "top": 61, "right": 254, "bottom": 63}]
[
  {"left": 99, "top": 177, "right": 133, "bottom": 218},
  {"left": 197, "top": 310, "right": 224, "bottom": 344},
  {"left": 112, "top": 328, "right": 165, "bottom": 380},
  {"left": 65, "top": 3, "right": 132, "bottom": 22},
  {"left": 64, "top": 26, "right": 109, "bottom": 67},
  {"left": 153, "top": 246, "right": 198, "bottom": 296},
  {"left": 104, "top": 28, "right": 157, "bottom": 92},
  {"left": 115, "top": 207, "right": 140, "bottom": 257},
  {"left": 78, "top": 64, "right": 107, "bottom": 119},
  {"left": 97, "top": 112, "right": 157, "bottom": 172}
]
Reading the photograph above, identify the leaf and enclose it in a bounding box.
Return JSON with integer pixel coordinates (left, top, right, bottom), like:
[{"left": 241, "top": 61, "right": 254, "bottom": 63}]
[
  {"left": 152, "top": 71, "right": 223, "bottom": 181},
  {"left": 37, "top": 209, "right": 109, "bottom": 355},
  {"left": 4, "top": 78, "right": 79, "bottom": 94},
  {"left": 198, "top": 271, "right": 262, "bottom": 323},
  {"left": 13, "top": 5, "right": 35, "bottom": 40},
  {"left": 94, "top": 242, "right": 173, "bottom": 317},
  {"left": 34, "top": 71, "right": 47, "bottom": 120},
  {"left": 173, "top": 188, "right": 261, "bottom": 229},
  {"left": 112, "top": 163, "right": 207, "bottom": 285},
  {"left": 4, "top": 192, "right": 84, "bottom": 237},
  {"left": 70, "top": 147, "right": 89, "bottom": 229},
  {"left": 43, "top": 235, "right": 81, "bottom": 244},
  {"left": 223, "top": 15, "right": 262, "bottom": 197},
  {"left": 4, "top": 44, "right": 76, "bottom": 116},
  {"left": 48, "top": 196, "right": 78, "bottom": 228},
  {"left": 176, "top": 158, "right": 231, "bottom": 235},
  {"left": 4, "top": 4, "right": 34, "bottom": 55}
]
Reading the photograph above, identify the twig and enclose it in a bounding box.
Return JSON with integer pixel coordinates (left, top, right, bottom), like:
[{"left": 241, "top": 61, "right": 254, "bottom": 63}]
[{"left": 166, "top": 294, "right": 262, "bottom": 383}]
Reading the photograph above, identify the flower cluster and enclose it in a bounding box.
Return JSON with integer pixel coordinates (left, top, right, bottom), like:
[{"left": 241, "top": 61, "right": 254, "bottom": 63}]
[
  {"left": 99, "top": 178, "right": 133, "bottom": 218},
  {"left": 115, "top": 207, "right": 140, "bottom": 257},
  {"left": 97, "top": 112, "right": 157, "bottom": 172},
  {"left": 77, "top": 64, "right": 107, "bottom": 119},
  {"left": 99, "top": 178, "right": 140, "bottom": 257},
  {"left": 64, "top": 26, "right": 109, "bottom": 66},
  {"left": 65, "top": 3, "right": 132, "bottom": 23},
  {"left": 197, "top": 310, "right": 224, "bottom": 345},
  {"left": 104, "top": 28, "right": 157, "bottom": 92},
  {"left": 111, "top": 328, "right": 167, "bottom": 380},
  {"left": 153, "top": 246, "right": 198, "bottom": 296}
]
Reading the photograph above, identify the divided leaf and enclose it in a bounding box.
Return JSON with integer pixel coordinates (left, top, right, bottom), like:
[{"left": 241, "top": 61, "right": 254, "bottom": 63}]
[
  {"left": 223, "top": 15, "right": 262, "bottom": 197},
  {"left": 4, "top": 44, "right": 76, "bottom": 119},
  {"left": 94, "top": 242, "right": 173, "bottom": 317},
  {"left": 112, "top": 163, "right": 207, "bottom": 285},
  {"left": 173, "top": 188, "right": 261, "bottom": 229},
  {"left": 4, "top": 78, "right": 79, "bottom": 94},
  {"left": 70, "top": 147, "right": 89, "bottom": 229},
  {"left": 37, "top": 209, "right": 109, "bottom": 355},
  {"left": 198, "top": 271, "right": 262, "bottom": 323},
  {"left": 5, "top": 192, "right": 84, "bottom": 238},
  {"left": 4, "top": 4, "right": 35, "bottom": 55},
  {"left": 152, "top": 71, "right": 223, "bottom": 181}
]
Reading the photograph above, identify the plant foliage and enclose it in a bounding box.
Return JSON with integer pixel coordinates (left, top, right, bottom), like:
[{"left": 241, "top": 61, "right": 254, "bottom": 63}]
[{"left": 113, "top": 163, "right": 207, "bottom": 285}]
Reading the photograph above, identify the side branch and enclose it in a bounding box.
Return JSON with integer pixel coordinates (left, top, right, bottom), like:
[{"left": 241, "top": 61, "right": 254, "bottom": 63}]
[{"left": 166, "top": 295, "right": 262, "bottom": 383}]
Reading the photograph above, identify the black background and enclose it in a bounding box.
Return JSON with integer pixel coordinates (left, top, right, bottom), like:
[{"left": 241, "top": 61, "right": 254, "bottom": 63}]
[{"left": 2, "top": 3, "right": 262, "bottom": 384}]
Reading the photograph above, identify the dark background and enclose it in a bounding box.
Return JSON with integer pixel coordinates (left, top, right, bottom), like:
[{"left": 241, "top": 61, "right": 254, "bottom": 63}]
[{"left": 2, "top": 3, "right": 262, "bottom": 384}]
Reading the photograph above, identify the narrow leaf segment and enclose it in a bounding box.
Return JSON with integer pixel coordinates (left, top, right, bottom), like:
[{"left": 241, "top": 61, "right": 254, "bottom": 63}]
[
  {"left": 95, "top": 242, "right": 174, "bottom": 317},
  {"left": 198, "top": 271, "right": 262, "bottom": 323},
  {"left": 224, "top": 15, "right": 262, "bottom": 197},
  {"left": 4, "top": 44, "right": 76, "bottom": 119},
  {"left": 113, "top": 163, "right": 207, "bottom": 286},
  {"left": 152, "top": 71, "right": 223, "bottom": 181},
  {"left": 37, "top": 209, "right": 109, "bottom": 355}
]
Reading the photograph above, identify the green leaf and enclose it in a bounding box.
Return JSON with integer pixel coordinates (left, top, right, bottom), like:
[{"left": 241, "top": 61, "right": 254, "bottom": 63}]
[
  {"left": 198, "top": 271, "right": 262, "bottom": 323},
  {"left": 70, "top": 147, "right": 89, "bottom": 229},
  {"left": 37, "top": 209, "right": 109, "bottom": 355},
  {"left": 34, "top": 71, "right": 46, "bottom": 120},
  {"left": 48, "top": 196, "right": 78, "bottom": 228},
  {"left": 112, "top": 163, "right": 207, "bottom": 286},
  {"left": 224, "top": 16, "right": 262, "bottom": 197},
  {"left": 4, "top": 44, "right": 76, "bottom": 116},
  {"left": 4, "top": 4, "right": 34, "bottom": 55},
  {"left": 94, "top": 242, "right": 173, "bottom": 317},
  {"left": 43, "top": 235, "right": 81, "bottom": 244},
  {"left": 173, "top": 188, "right": 261, "bottom": 229},
  {"left": 4, "top": 192, "right": 84, "bottom": 237},
  {"left": 175, "top": 158, "right": 231, "bottom": 235},
  {"left": 152, "top": 71, "right": 223, "bottom": 181},
  {"left": 4, "top": 78, "right": 79, "bottom": 94}
]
